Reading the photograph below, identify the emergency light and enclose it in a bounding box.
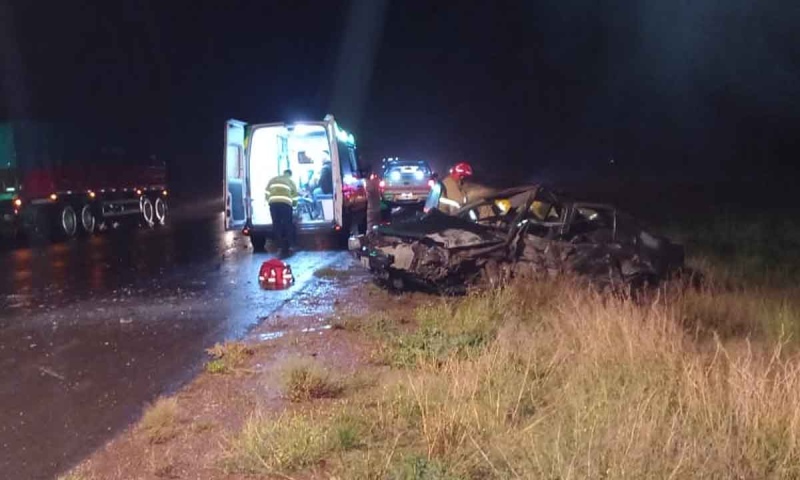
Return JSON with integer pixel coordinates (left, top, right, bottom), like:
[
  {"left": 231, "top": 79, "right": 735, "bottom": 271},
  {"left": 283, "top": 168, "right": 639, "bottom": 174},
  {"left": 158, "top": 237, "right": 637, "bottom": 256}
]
[{"left": 258, "top": 259, "right": 295, "bottom": 289}]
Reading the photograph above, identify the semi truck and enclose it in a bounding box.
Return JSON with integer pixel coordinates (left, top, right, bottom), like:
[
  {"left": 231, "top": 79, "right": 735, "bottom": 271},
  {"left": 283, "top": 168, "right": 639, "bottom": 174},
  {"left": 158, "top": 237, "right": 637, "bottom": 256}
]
[
  {"left": 0, "top": 121, "right": 168, "bottom": 242},
  {"left": 224, "top": 114, "right": 367, "bottom": 250}
]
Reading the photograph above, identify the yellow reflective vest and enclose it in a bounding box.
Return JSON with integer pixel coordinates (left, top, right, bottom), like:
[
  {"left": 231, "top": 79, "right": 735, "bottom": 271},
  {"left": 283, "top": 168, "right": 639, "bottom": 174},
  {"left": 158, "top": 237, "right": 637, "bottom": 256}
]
[
  {"left": 265, "top": 174, "right": 298, "bottom": 207},
  {"left": 439, "top": 175, "right": 466, "bottom": 214}
]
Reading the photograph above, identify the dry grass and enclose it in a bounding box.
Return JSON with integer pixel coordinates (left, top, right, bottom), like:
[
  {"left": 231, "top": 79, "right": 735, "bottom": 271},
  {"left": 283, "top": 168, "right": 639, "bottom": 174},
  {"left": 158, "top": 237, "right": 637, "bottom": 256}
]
[
  {"left": 231, "top": 275, "right": 800, "bottom": 478},
  {"left": 204, "top": 341, "right": 254, "bottom": 374},
  {"left": 223, "top": 411, "right": 331, "bottom": 474},
  {"left": 140, "top": 397, "right": 181, "bottom": 444},
  {"left": 221, "top": 216, "right": 800, "bottom": 477},
  {"left": 281, "top": 357, "right": 342, "bottom": 402},
  {"left": 56, "top": 473, "right": 90, "bottom": 480}
]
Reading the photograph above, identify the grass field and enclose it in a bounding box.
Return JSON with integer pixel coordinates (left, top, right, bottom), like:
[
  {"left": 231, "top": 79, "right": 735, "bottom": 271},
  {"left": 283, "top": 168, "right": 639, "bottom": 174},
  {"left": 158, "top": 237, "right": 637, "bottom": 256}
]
[{"left": 219, "top": 216, "right": 800, "bottom": 478}]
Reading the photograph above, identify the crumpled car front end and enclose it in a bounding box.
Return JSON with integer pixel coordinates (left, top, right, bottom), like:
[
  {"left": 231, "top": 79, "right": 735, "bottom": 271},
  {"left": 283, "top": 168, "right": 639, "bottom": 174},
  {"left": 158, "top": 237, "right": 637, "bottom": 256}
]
[
  {"left": 352, "top": 186, "right": 686, "bottom": 293},
  {"left": 350, "top": 210, "right": 507, "bottom": 292}
]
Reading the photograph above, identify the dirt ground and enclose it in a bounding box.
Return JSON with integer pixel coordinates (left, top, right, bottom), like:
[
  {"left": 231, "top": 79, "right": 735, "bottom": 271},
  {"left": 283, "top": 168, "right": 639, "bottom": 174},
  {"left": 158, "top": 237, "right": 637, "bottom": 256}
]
[{"left": 65, "top": 260, "right": 426, "bottom": 480}]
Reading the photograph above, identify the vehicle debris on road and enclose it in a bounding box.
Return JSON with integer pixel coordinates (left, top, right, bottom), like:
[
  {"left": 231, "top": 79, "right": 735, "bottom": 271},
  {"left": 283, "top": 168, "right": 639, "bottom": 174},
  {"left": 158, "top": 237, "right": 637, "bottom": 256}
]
[{"left": 350, "top": 185, "right": 685, "bottom": 293}]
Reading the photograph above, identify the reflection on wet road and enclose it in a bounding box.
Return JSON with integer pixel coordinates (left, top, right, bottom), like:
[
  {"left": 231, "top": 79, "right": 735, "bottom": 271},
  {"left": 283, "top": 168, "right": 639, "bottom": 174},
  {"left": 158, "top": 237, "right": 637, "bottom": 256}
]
[{"left": 0, "top": 210, "right": 348, "bottom": 479}]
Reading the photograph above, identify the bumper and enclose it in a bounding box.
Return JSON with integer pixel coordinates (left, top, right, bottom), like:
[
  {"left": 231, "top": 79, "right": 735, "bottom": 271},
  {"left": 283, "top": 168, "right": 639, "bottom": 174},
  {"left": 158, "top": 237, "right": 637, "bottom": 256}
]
[
  {"left": 348, "top": 235, "right": 394, "bottom": 272},
  {"left": 382, "top": 190, "right": 428, "bottom": 204}
]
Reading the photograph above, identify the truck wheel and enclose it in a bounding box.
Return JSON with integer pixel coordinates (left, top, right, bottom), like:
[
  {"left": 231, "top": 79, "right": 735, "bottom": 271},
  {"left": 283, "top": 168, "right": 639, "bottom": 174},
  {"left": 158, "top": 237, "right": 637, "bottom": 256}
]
[
  {"left": 59, "top": 205, "right": 78, "bottom": 238},
  {"left": 140, "top": 197, "right": 154, "bottom": 227},
  {"left": 79, "top": 204, "right": 96, "bottom": 234},
  {"left": 250, "top": 234, "right": 266, "bottom": 252},
  {"left": 154, "top": 197, "right": 168, "bottom": 226}
]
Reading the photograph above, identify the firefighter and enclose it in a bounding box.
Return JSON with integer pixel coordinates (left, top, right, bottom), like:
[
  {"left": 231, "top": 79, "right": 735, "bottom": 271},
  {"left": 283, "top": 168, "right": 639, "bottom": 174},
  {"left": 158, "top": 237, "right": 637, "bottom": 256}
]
[
  {"left": 438, "top": 162, "right": 498, "bottom": 219},
  {"left": 438, "top": 162, "right": 473, "bottom": 214},
  {"left": 265, "top": 169, "right": 298, "bottom": 256}
]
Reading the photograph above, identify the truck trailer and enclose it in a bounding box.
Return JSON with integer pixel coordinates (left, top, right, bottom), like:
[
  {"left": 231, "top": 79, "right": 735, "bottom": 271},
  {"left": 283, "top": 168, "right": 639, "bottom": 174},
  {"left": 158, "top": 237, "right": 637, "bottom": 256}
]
[{"left": 0, "top": 121, "right": 168, "bottom": 241}]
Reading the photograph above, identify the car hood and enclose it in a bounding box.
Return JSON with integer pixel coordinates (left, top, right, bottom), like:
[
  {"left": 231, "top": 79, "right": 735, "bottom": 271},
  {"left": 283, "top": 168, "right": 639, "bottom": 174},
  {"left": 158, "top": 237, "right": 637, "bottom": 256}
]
[{"left": 375, "top": 209, "right": 505, "bottom": 248}]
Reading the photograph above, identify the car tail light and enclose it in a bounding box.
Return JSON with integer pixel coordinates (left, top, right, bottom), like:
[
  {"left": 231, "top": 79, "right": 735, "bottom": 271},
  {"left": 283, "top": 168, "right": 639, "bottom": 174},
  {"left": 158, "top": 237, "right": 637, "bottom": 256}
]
[
  {"left": 379, "top": 180, "right": 385, "bottom": 189},
  {"left": 427, "top": 179, "right": 435, "bottom": 188}
]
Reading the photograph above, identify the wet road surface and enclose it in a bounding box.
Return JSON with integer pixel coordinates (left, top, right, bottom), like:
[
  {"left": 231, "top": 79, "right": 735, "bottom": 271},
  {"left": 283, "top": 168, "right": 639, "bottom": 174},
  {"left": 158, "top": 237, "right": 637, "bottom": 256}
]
[{"left": 0, "top": 206, "right": 348, "bottom": 479}]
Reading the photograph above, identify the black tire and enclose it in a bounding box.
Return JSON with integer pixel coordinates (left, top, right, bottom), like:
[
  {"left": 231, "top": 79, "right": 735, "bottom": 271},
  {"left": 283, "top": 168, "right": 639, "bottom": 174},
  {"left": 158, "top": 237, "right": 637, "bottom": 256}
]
[
  {"left": 79, "top": 204, "right": 96, "bottom": 235},
  {"left": 59, "top": 204, "right": 78, "bottom": 239},
  {"left": 250, "top": 233, "right": 267, "bottom": 252},
  {"left": 140, "top": 197, "right": 155, "bottom": 227},
  {"left": 154, "top": 197, "right": 167, "bottom": 226}
]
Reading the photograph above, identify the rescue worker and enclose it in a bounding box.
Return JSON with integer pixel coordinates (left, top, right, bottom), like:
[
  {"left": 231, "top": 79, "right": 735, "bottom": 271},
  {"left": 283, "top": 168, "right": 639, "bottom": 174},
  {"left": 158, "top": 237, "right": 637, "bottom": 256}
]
[
  {"left": 265, "top": 169, "right": 298, "bottom": 256},
  {"left": 438, "top": 162, "right": 473, "bottom": 214},
  {"left": 365, "top": 170, "right": 383, "bottom": 231},
  {"left": 439, "top": 162, "right": 496, "bottom": 219}
]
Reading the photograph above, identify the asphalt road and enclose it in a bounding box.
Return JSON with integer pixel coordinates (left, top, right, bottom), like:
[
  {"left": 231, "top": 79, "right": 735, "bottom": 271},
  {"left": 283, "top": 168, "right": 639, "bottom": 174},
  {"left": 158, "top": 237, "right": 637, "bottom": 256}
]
[{"left": 0, "top": 205, "right": 348, "bottom": 479}]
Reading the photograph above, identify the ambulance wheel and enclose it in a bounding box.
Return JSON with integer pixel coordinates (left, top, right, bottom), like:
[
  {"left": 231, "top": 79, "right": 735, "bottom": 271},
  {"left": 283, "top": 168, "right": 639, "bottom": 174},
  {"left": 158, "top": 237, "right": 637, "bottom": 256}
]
[{"left": 250, "top": 234, "right": 267, "bottom": 252}]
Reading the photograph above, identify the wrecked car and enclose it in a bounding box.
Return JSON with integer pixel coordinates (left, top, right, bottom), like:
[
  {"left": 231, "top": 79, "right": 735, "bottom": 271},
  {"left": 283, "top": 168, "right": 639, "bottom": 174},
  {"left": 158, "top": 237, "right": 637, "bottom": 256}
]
[{"left": 349, "top": 185, "right": 684, "bottom": 293}]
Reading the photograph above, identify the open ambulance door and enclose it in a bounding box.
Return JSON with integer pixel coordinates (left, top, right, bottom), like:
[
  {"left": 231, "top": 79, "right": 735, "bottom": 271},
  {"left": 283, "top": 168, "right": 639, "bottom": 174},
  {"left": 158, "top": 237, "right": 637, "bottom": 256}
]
[
  {"left": 325, "top": 115, "right": 344, "bottom": 229},
  {"left": 224, "top": 119, "right": 248, "bottom": 231}
]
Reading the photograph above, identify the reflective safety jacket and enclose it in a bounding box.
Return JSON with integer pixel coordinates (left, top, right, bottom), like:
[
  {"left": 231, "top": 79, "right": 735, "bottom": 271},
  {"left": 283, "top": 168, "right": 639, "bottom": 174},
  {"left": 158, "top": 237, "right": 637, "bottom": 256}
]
[
  {"left": 265, "top": 174, "right": 298, "bottom": 207},
  {"left": 439, "top": 175, "right": 466, "bottom": 214},
  {"left": 439, "top": 176, "right": 496, "bottom": 218}
]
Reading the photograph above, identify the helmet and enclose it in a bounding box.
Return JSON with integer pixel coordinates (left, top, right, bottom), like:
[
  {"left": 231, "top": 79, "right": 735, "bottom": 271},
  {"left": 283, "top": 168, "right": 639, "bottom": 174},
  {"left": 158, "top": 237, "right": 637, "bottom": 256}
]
[{"left": 450, "top": 162, "right": 473, "bottom": 180}]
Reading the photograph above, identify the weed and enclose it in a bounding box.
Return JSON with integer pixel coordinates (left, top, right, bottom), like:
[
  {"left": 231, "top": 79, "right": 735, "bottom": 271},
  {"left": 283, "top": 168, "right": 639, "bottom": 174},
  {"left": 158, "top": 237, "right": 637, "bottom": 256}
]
[
  {"left": 223, "top": 411, "right": 331, "bottom": 474},
  {"left": 394, "top": 455, "right": 456, "bottom": 480},
  {"left": 56, "top": 473, "right": 89, "bottom": 480},
  {"left": 140, "top": 397, "right": 180, "bottom": 444},
  {"left": 191, "top": 420, "right": 215, "bottom": 433},
  {"left": 331, "top": 412, "right": 367, "bottom": 451},
  {"left": 204, "top": 341, "right": 253, "bottom": 374},
  {"left": 281, "top": 357, "right": 342, "bottom": 402}
]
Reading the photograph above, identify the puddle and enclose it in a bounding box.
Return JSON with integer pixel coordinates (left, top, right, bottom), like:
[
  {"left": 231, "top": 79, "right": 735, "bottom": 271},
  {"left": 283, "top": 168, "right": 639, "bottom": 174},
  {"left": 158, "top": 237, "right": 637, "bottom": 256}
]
[
  {"left": 257, "top": 331, "right": 286, "bottom": 342},
  {"left": 301, "top": 325, "right": 332, "bottom": 334},
  {"left": 255, "top": 324, "right": 331, "bottom": 342}
]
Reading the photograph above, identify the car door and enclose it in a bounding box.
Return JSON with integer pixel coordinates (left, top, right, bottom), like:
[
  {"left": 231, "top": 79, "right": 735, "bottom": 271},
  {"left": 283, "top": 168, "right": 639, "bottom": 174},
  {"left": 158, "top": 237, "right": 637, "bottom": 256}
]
[
  {"left": 325, "top": 115, "right": 344, "bottom": 228},
  {"left": 224, "top": 119, "right": 247, "bottom": 230}
]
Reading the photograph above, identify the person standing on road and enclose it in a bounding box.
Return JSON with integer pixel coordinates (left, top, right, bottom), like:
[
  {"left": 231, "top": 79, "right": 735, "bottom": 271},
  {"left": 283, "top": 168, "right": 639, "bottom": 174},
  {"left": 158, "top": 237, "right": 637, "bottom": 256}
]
[
  {"left": 265, "top": 169, "right": 298, "bottom": 256},
  {"left": 439, "top": 162, "right": 473, "bottom": 214},
  {"left": 365, "top": 170, "right": 383, "bottom": 231}
]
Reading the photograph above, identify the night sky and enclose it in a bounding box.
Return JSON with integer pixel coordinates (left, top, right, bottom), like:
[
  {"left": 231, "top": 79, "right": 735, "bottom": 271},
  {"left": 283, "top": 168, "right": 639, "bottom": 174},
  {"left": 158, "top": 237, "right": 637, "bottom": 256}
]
[{"left": 1, "top": 0, "right": 799, "bottom": 195}]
